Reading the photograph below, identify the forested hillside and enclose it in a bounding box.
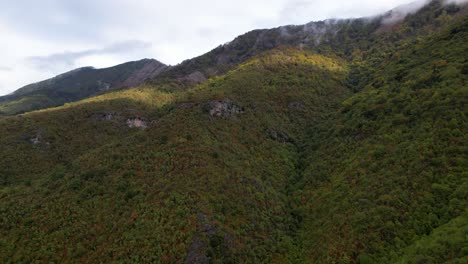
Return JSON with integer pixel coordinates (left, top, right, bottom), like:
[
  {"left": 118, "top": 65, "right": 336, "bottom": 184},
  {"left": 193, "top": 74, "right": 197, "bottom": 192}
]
[{"left": 0, "top": 0, "right": 466, "bottom": 263}]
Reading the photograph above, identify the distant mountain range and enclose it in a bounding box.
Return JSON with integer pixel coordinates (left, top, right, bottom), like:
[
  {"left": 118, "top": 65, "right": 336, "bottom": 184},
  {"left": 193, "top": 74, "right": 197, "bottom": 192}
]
[
  {"left": 0, "top": 59, "right": 166, "bottom": 115},
  {"left": 2, "top": 0, "right": 465, "bottom": 116}
]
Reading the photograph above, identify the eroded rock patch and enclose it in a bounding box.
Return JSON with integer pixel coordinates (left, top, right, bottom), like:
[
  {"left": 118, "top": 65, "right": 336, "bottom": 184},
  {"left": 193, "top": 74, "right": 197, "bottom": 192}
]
[
  {"left": 126, "top": 117, "right": 148, "bottom": 129},
  {"left": 91, "top": 112, "right": 150, "bottom": 129},
  {"left": 205, "top": 99, "right": 244, "bottom": 118}
]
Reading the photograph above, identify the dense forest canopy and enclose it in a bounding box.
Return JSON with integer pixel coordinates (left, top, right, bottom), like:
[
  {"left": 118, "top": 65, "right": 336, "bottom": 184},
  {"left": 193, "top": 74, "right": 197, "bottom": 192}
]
[{"left": 0, "top": 1, "right": 467, "bottom": 263}]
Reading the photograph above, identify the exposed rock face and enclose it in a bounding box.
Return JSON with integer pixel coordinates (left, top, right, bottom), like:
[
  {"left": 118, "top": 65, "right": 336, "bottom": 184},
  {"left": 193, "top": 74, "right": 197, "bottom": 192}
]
[
  {"left": 126, "top": 117, "right": 148, "bottom": 129},
  {"left": 267, "top": 129, "right": 293, "bottom": 143},
  {"left": 92, "top": 112, "right": 118, "bottom": 121},
  {"left": 30, "top": 136, "right": 41, "bottom": 145},
  {"left": 29, "top": 129, "right": 50, "bottom": 146},
  {"left": 97, "top": 80, "right": 111, "bottom": 91},
  {"left": 91, "top": 112, "right": 151, "bottom": 129},
  {"left": 122, "top": 59, "right": 167, "bottom": 87},
  {"left": 206, "top": 99, "right": 244, "bottom": 117},
  {"left": 186, "top": 71, "right": 207, "bottom": 83},
  {"left": 29, "top": 129, "right": 43, "bottom": 145}
]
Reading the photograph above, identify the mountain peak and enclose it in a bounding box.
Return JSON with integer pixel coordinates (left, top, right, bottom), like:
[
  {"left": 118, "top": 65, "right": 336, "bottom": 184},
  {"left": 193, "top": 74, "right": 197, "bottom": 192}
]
[{"left": 0, "top": 59, "right": 167, "bottom": 115}]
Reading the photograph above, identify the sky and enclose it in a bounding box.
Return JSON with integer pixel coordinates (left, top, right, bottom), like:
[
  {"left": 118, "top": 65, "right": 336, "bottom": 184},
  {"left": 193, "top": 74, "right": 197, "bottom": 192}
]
[{"left": 0, "top": 0, "right": 463, "bottom": 95}]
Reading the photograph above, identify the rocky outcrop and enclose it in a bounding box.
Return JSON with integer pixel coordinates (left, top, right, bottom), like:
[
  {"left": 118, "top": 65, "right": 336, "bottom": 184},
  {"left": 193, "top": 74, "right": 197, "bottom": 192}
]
[
  {"left": 205, "top": 99, "right": 244, "bottom": 117},
  {"left": 30, "top": 135, "right": 41, "bottom": 145},
  {"left": 92, "top": 112, "right": 118, "bottom": 121},
  {"left": 29, "top": 129, "right": 50, "bottom": 146},
  {"left": 91, "top": 112, "right": 150, "bottom": 129},
  {"left": 178, "top": 71, "right": 207, "bottom": 85},
  {"left": 122, "top": 59, "right": 167, "bottom": 87},
  {"left": 97, "top": 80, "right": 111, "bottom": 91},
  {"left": 126, "top": 117, "right": 148, "bottom": 129}
]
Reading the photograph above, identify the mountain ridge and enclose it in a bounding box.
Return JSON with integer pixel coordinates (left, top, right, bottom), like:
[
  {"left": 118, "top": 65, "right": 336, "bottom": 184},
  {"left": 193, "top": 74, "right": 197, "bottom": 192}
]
[
  {"left": 0, "top": 58, "right": 167, "bottom": 115},
  {"left": 2, "top": 0, "right": 466, "bottom": 116}
]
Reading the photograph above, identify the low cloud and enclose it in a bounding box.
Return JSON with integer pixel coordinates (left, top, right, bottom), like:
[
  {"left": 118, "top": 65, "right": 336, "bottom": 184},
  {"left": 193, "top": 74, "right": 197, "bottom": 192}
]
[
  {"left": 0, "top": 66, "right": 12, "bottom": 72},
  {"left": 382, "top": 0, "right": 430, "bottom": 24},
  {"left": 445, "top": 0, "right": 468, "bottom": 4},
  {"left": 26, "top": 40, "right": 151, "bottom": 72},
  {"left": 381, "top": 0, "right": 468, "bottom": 25}
]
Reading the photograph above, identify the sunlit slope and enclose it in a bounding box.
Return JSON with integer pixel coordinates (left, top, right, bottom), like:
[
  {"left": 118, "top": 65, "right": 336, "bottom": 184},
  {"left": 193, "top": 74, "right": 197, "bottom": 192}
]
[
  {"left": 0, "top": 49, "right": 349, "bottom": 262},
  {"left": 0, "top": 59, "right": 167, "bottom": 116}
]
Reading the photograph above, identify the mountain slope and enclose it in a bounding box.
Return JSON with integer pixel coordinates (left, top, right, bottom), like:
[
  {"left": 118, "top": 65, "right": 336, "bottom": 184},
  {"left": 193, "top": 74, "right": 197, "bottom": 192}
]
[
  {"left": 1, "top": 0, "right": 463, "bottom": 117},
  {"left": 286, "top": 13, "right": 468, "bottom": 263},
  {"left": 148, "top": 0, "right": 467, "bottom": 90},
  {"left": 0, "top": 48, "right": 350, "bottom": 262},
  {"left": 0, "top": 59, "right": 167, "bottom": 115},
  {"left": 0, "top": 0, "right": 467, "bottom": 263}
]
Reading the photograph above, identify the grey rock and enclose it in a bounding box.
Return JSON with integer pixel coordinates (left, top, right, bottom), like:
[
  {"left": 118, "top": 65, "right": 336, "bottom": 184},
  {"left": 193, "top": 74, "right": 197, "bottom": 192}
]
[
  {"left": 92, "top": 112, "right": 118, "bottom": 121},
  {"left": 97, "top": 80, "right": 111, "bottom": 91},
  {"left": 30, "top": 136, "right": 41, "bottom": 145},
  {"left": 205, "top": 99, "right": 244, "bottom": 117},
  {"left": 29, "top": 129, "right": 50, "bottom": 146},
  {"left": 126, "top": 117, "right": 148, "bottom": 129}
]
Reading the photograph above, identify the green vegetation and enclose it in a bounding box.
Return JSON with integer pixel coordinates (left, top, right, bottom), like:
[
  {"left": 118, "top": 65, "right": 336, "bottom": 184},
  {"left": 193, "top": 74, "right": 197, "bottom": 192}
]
[
  {"left": 288, "top": 14, "right": 468, "bottom": 263},
  {"left": 0, "top": 49, "right": 350, "bottom": 262},
  {"left": 0, "top": 1, "right": 466, "bottom": 263},
  {"left": 396, "top": 212, "right": 468, "bottom": 264}
]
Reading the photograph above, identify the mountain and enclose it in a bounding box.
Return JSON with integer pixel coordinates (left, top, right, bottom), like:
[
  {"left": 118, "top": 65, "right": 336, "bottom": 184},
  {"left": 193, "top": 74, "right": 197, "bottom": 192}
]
[
  {"left": 0, "top": 59, "right": 167, "bottom": 115},
  {"left": 2, "top": 0, "right": 460, "bottom": 117},
  {"left": 0, "top": 0, "right": 467, "bottom": 263},
  {"left": 148, "top": 0, "right": 466, "bottom": 90}
]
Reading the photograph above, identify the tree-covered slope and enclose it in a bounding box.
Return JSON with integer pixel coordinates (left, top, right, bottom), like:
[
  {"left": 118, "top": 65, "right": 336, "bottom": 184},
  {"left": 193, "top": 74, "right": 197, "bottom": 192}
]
[
  {"left": 1, "top": 0, "right": 464, "bottom": 117},
  {"left": 396, "top": 212, "right": 468, "bottom": 264},
  {"left": 288, "top": 13, "right": 468, "bottom": 263},
  {"left": 0, "top": 49, "right": 350, "bottom": 262},
  {"left": 0, "top": 1, "right": 467, "bottom": 263},
  {"left": 148, "top": 0, "right": 467, "bottom": 91}
]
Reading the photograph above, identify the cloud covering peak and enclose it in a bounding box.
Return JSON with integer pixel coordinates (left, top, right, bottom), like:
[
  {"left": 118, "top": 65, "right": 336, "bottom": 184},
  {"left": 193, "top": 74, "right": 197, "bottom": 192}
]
[{"left": 26, "top": 40, "right": 152, "bottom": 72}]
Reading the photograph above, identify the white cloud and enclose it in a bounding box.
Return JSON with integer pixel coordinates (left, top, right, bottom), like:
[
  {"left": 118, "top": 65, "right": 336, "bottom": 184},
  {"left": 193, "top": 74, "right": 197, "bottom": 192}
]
[
  {"left": 0, "top": 0, "right": 465, "bottom": 95},
  {"left": 26, "top": 40, "right": 152, "bottom": 72}
]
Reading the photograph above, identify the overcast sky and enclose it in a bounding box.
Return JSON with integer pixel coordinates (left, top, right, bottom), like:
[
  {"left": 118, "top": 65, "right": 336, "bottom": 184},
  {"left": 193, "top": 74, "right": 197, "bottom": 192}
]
[{"left": 0, "top": 0, "right": 462, "bottom": 95}]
